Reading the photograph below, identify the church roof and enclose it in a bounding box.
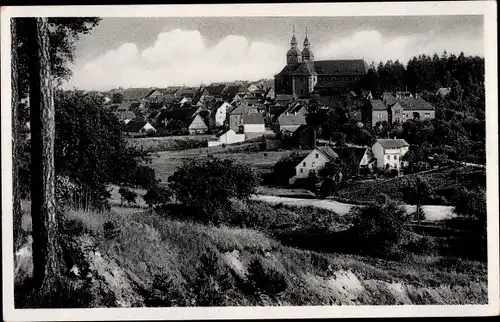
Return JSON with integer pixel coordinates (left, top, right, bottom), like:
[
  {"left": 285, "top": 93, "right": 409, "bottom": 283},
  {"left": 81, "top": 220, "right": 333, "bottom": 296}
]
[
  {"left": 291, "top": 61, "right": 317, "bottom": 76},
  {"left": 314, "top": 60, "right": 369, "bottom": 75}
]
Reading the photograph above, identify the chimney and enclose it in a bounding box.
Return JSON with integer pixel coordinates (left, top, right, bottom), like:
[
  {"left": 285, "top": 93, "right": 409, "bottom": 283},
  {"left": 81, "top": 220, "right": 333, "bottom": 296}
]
[{"left": 393, "top": 136, "right": 397, "bottom": 140}]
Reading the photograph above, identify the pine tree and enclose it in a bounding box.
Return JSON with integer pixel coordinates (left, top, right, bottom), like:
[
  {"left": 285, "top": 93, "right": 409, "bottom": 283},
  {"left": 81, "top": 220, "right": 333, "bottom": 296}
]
[{"left": 27, "top": 17, "right": 64, "bottom": 297}]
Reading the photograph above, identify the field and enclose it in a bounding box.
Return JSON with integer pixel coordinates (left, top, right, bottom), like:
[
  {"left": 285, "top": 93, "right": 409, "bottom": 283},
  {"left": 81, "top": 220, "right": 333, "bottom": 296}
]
[
  {"left": 127, "top": 134, "right": 216, "bottom": 152},
  {"left": 150, "top": 147, "right": 297, "bottom": 182}
]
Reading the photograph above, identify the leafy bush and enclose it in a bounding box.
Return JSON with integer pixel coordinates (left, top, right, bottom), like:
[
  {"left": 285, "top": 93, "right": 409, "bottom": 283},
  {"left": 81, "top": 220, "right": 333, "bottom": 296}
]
[
  {"left": 350, "top": 195, "right": 409, "bottom": 257},
  {"left": 142, "top": 185, "right": 172, "bottom": 208},
  {"left": 118, "top": 187, "right": 137, "bottom": 205},
  {"left": 51, "top": 90, "right": 150, "bottom": 210},
  {"left": 168, "top": 157, "right": 259, "bottom": 224},
  {"left": 132, "top": 166, "right": 158, "bottom": 189}
]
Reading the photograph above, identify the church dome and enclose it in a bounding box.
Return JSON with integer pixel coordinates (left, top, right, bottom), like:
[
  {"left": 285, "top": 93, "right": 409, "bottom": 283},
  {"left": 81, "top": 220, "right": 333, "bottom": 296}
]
[
  {"left": 287, "top": 47, "right": 302, "bottom": 57},
  {"left": 302, "top": 47, "right": 314, "bottom": 60}
]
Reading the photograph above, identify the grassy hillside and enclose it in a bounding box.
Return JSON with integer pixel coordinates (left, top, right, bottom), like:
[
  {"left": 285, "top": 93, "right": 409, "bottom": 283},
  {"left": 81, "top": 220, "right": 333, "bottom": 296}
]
[
  {"left": 16, "top": 201, "right": 487, "bottom": 307},
  {"left": 336, "top": 166, "right": 485, "bottom": 205}
]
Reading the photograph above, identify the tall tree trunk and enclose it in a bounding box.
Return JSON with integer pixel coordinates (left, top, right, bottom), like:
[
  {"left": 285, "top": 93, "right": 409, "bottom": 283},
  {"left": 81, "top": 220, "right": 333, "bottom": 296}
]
[
  {"left": 27, "top": 17, "right": 63, "bottom": 290},
  {"left": 11, "top": 19, "right": 23, "bottom": 251}
]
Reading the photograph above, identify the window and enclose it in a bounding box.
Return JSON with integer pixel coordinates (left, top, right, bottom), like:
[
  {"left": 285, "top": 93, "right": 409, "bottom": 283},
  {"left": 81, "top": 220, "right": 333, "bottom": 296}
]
[
  {"left": 303, "top": 162, "right": 306, "bottom": 166},
  {"left": 300, "top": 168, "right": 303, "bottom": 173},
  {"left": 394, "top": 109, "right": 400, "bottom": 113},
  {"left": 425, "top": 113, "right": 430, "bottom": 118},
  {"left": 312, "top": 162, "right": 316, "bottom": 167},
  {"left": 395, "top": 155, "right": 399, "bottom": 160},
  {"left": 394, "top": 163, "right": 397, "bottom": 168},
  {"left": 315, "top": 153, "right": 319, "bottom": 158}
]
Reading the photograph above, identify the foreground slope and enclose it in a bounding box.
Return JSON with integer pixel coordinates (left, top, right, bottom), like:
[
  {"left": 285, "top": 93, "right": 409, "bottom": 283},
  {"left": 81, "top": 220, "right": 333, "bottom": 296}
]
[{"left": 15, "top": 207, "right": 487, "bottom": 307}]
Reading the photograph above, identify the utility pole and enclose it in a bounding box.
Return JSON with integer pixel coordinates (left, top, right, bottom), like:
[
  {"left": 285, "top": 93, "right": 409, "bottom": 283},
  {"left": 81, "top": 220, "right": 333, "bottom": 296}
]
[{"left": 27, "top": 17, "right": 63, "bottom": 290}]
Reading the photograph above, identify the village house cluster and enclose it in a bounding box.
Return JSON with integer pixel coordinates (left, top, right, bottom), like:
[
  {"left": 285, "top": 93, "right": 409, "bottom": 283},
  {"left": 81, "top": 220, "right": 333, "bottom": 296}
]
[{"left": 93, "top": 30, "right": 446, "bottom": 181}]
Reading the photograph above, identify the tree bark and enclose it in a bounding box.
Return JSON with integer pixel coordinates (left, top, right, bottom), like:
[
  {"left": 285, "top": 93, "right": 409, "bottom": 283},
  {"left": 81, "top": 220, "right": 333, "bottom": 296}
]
[
  {"left": 27, "top": 17, "right": 63, "bottom": 288},
  {"left": 11, "top": 19, "right": 23, "bottom": 251}
]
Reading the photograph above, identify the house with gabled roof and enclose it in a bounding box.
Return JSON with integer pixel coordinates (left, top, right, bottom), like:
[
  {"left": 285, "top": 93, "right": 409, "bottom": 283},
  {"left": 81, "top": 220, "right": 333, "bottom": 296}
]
[
  {"left": 274, "top": 114, "right": 307, "bottom": 134},
  {"left": 125, "top": 120, "right": 156, "bottom": 134},
  {"left": 113, "top": 111, "right": 136, "bottom": 123},
  {"left": 365, "top": 99, "right": 388, "bottom": 126},
  {"left": 390, "top": 96, "right": 436, "bottom": 123},
  {"left": 242, "top": 113, "right": 265, "bottom": 135},
  {"left": 188, "top": 114, "right": 209, "bottom": 134},
  {"left": 289, "top": 146, "right": 339, "bottom": 184},
  {"left": 371, "top": 138, "right": 410, "bottom": 171}
]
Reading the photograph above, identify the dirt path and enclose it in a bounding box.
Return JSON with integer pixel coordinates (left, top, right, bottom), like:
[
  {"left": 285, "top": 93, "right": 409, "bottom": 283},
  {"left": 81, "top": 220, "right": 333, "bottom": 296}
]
[{"left": 254, "top": 195, "right": 454, "bottom": 221}]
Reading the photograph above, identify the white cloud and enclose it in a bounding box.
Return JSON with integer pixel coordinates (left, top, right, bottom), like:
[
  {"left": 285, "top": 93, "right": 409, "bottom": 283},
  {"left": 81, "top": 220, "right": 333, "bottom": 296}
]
[
  {"left": 69, "top": 29, "right": 286, "bottom": 90},
  {"left": 316, "top": 30, "right": 483, "bottom": 65},
  {"left": 67, "top": 29, "right": 483, "bottom": 90}
]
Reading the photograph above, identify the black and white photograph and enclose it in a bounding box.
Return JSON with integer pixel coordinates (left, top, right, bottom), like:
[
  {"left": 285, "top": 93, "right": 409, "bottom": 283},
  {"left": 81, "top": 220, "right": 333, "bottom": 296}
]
[{"left": 1, "top": 2, "right": 498, "bottom": 320}]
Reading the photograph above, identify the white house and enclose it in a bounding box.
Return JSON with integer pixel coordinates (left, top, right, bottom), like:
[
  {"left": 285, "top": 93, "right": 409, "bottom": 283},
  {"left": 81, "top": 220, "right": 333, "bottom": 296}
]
[
  {"left": 207, "top": 129, "right": 245, "bottom": 147},
  {"left": 188, "top": 114, "right": 208, "bottom": 134},
  {"left": 371, "top": 139, "right": 410, "bottom": 171},
  {"left": 212, "top": 101, "right": 232, "bottom": 127},
  {"left": 289, "top": 146, "right": 339, "bottom": 184},
  {"left": 242, "top": 113, "right": 265, "bottom": 133}
]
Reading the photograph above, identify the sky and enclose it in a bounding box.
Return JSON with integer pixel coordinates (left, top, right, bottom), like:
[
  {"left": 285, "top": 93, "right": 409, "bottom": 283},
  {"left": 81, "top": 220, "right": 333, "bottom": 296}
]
[{"left": 65, "top": 15, "right": 484, "bottom": 91}]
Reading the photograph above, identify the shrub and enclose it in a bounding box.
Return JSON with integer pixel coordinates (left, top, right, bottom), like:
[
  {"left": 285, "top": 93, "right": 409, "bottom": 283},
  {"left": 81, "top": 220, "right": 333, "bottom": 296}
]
[
  {"left": 118, "top": 187, "right": 137, "bottom": 206},
  {"left": 103, "top": 220, "right": 120, "bottom": 240},
  {"left": 350, "top": 196, "right": 408, "bottom": 257},
  {"left": 60, "top": 218, "right": 88, "bottom": 236},
  {"left": 168, "top": 157, "right": 259, "bottom": 224},
  {"left": 132, "top": 166, "right": 158, "bottom": 189},
  {"left": 192, "top": 248, "right": 235, "bottom": 306},
  {"left": 246, "top": 257, "right": 288, "bottom": 296},
  {"left": 143, "top": 185, "right": 172, "bottom": 208},
  {"left": 146, "top": 274, "right": 188, "bottom": 307}
]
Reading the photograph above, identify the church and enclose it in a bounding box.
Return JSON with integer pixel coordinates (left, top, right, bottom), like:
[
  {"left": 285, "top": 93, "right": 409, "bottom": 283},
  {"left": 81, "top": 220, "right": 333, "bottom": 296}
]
[{"left": 274, "top": 29, "right": 369, "bottom": 99}]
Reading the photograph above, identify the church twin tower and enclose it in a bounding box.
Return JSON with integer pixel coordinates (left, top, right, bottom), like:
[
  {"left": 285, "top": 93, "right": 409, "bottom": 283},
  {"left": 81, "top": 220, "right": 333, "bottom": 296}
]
[{"left": 286, "top": 27, "right": 314, "bottom": 68}]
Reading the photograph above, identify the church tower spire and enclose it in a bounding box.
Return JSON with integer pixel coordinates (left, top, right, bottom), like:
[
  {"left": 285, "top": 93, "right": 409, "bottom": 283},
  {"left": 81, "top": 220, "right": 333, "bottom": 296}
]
[
  {"left": 302, "top": 27, "right": 314, "bottom": 62},
  {"left": 290, "top": 25, "right": 298, "bottom": 48},
  {"left": 287, "top": 25, "right": 302, "bottom": 68}
]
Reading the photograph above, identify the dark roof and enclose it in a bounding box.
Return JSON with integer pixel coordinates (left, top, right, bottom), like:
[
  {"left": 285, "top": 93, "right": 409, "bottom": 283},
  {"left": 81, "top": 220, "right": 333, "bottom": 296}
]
[
  {"left": 242, "top": 113, "right": 265, "bottom": 125},
  {"left": 277, "top": 114, "right": 306, "bottom": 126},
  {"left": 316, "top": 146, "right": 339, "bottom": 161},
  {"left": 375, "top": 139, "right": 409, "bottom": 149},
  {"left": 121, "top": 88, "right": 152, "bottom": 101},
  {"left": 334, "top": 147, "right": 370, "bottom": 166},
  {"left": 369, "top": 99, "right": 387, "bottom": 111},
  {"left": 285, "top": 102, "right": 307, "bottom": 114},
  {"left": 397, "top": 97, "right": 435, "bottom": 111},
  {"left": 129, "top": 102, "right": 141, "bottom": 111},
  {"left": 125, "top": 120, "right": 149, "bottom": 132},
  {"left": 313, "top": 60, "right": 369, "bottom": 76},
  {"left": 114, "top": 111, "right": 136, "bottom": 120},
  {"left": 382, "top": 92, "right": 397, "bottom": 106},
  {"left": 291, "top": 61, "right": 318, "bottom": 76},
  {"left": 229, "top": 104, "right": 254, "bottom": 115},
  {"left": 206, "top": 84, "right": 227, "bottom": 96}
]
